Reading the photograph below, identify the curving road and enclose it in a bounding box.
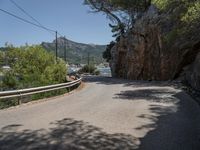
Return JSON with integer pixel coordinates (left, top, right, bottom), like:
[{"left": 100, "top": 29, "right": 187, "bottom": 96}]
[{"left": 0, "top": 76, "right": 200, "bottom": 150}]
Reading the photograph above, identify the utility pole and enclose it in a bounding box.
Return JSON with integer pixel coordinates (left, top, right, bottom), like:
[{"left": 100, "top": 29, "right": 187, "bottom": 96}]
[
  {"left": 87, "top": 52, "right": 90, "bottom": 73},
  {"left": 64, "top": 36, "right": 67, "bottom": 63},
  {"left": 55, "top": 31, "right": 58, "bottom": 61},
  {"left": 87, "top": 52, "right": 90, "bottom": 66}
]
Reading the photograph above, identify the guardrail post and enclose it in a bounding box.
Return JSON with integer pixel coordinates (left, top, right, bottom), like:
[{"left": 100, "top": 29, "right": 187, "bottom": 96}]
[
  {"left": 18, "top": 98, "right": 22, "bottom": 105},
  {"left": 18, "top": 92, "right": 22, "bottom": 105}
]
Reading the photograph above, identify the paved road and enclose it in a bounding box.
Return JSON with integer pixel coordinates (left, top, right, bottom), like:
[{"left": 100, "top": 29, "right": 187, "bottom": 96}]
[{"left": 0, "top": 76, "right": 200, "bottom": 150}]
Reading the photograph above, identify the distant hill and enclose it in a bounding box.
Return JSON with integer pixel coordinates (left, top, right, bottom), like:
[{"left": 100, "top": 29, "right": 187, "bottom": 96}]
[{"left": 41, "top": 37, "right": 106, "bottom": 64}]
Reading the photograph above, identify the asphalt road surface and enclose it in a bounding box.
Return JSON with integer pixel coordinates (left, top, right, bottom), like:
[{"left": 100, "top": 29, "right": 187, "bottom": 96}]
[{"left": 0, "top": 76, "right": 200, "bottom": 150}]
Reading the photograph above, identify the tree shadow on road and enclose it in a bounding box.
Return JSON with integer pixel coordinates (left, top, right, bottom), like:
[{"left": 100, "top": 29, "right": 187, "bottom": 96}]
[
  {"left": 83, "top": 76, "right": 130, "bottom": 85},
  {"left": 137, "top": 100, "right": 200, "bottom": 150},
  {"left": 83, "top": 76, "right": 179, "bottom": 88},
  {"left": 0, "top": 118, "right": 139, "bottom": 150},
  {"left": 114, "top": 88, "right": 179, "bottom": 103},
  {"left": 114, "top": 88, "right": 200, "bottom": 150},
  {"left": 83, "top": 76, "right": 200, "bottom": 149},
  {"left": 1, "top": 76, "right": 200, "bottom": 150}
]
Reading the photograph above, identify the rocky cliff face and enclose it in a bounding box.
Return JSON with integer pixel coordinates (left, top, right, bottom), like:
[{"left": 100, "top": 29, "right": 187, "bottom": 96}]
[
  {"left": 184, "top": 53, "right": 200, "bottom": 91},
  {"left": 110, "top": 3, "right": 200, "bottom": 91}
]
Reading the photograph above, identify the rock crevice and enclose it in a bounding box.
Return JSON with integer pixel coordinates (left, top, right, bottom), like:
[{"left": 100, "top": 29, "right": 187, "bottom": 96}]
[{"left": 110, "top": 4, "right": 200, "bottom": 91}]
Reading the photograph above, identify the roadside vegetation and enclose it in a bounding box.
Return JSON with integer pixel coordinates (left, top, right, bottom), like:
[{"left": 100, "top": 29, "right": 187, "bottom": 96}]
[
  {"left": 0, "top": 45, "right": 68, "bottom": 109},
  {"left": 78, "top": 65, "right": 100, "bottom": 75},
  {"left": 152, "top": 0, "right": 200, "bottom": 45}
]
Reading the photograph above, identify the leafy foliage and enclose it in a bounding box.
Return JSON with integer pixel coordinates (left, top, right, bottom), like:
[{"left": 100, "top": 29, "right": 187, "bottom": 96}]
[
  {"left": 164, "top": 28, "right": 183, "bottom": 44},
  {"left": 153, "top": 0, "right": 200, "bottom": 17},
  {"left": 0, "top": 51, "right": 3, "bottom": 67},
  {"left": 85, "top": 0, "right": 151, "bottom": 13},
  {"left": 0, "top": 98, "right": 18, "bottom": 109},
  {"left": 78, "top": 64, "right": 99, "bottom": 75},
  {"left": 0, "top": 45, "right": 68, "bottom": 108},
  {"left": 103, "top": 41, "right": 115, "bottom": 62},
  {"left": 2, "top": 71, "right": 17, "bottom": 89},
  {"left": 85, "top": 0, "right": 151, "bottom": 37},
  {"left": 2, "top": 46, "right": 67, "bottom": 90},
  {"left": 181, "top": 1, "right": 200, "bottom": 23},
  {"left": 152, "top": 0, "right": 200, "bottom": 46},
  {"left": 109, "top": 0, "right": 151, "bottom": 11},
  {"left": 152, "top": 0, "right": 169, "bottom": 11}
]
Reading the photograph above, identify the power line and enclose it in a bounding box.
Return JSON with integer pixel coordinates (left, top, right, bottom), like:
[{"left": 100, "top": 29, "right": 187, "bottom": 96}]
[
  {"left": 57, "top": 32, "right": 64, "bottom": 37},
  {"left": 9, "top": 0, "right": 54, "bottom": 35},
  {"left": 0, "top": 7, "right": 66, "bottom": 61},
  {"left": 0, "top": 8, "right": 56, "bottom": 33},
  {"left": 9, "top": 0, "right": 65, "bottom": 37},
  {"left": 0, "top": 8, "right": 60, "bottom": 60},
  {"left": 10, "top": 0, "right": 43, "bottom": 27}
]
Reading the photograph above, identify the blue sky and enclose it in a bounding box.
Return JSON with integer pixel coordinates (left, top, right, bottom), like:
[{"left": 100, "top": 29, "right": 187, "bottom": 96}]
[{"left": 0, "top": 0, "right": 114, "bottom": 47}]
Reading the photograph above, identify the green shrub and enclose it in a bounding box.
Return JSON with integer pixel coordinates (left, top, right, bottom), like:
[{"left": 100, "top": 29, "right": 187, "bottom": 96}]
[
  {"left": 164, "top": 28, "right": 182, "bottom": 44},
  {"left": 2, "top": 71, "right": 18, "bottom": 90},
  {"left": 152, "top": 0, "right": 170, "bottom": 11},
  {"left": 0, "top": 51, "right": 4, "bottom": 67},
  {"left": 0, "top": 98, "right": 18, "bottom": 109},
  {"left": 0, "top": 45, "right": 68, "bottom": 108},
  {"left": 94, "top": 70, "right": 100, "bottom": 75},
  {"left": 181, "top": 1, "right": 200, "bottom": 23},
  {"left": 79, "top": 65, "right": 97, "bottom": 74},
  {"left": 3, "top": 45, "right": 67, "bottom": 89}
]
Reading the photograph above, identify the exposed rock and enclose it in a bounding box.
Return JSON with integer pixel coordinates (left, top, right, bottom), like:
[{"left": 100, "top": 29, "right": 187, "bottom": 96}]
[
  {"left": 110, "top": 3, "right": 200, "bottom": 90},
  {"left": 184, "top": 52, "right": 200, "bottom": 92}
]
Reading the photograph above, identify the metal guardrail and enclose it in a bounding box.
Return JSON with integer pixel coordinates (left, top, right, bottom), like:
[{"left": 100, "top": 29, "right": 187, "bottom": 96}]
[{"left": 0, "top": 77, "right": 82, "bottom": 99}]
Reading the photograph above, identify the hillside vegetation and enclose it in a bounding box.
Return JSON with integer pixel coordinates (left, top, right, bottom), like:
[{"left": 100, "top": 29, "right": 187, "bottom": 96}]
[{"left": 42, "top": 37, "right": 106, "bottom": 64}]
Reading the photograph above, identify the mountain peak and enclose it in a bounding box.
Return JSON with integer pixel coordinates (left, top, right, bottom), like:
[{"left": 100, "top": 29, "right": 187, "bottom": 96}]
[{"left": 41, "top": 37, "right": 106, "bottom": 64}]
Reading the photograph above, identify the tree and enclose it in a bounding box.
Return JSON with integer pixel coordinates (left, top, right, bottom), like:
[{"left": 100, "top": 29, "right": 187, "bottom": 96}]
[
  {"left": 84, "top": 0, "right": 151, "bottom": 37},
  {"left": 0, "top": 51, "right": 4, "bottom": 68},
  {"left": 103, "top": 41, "right": 115, "bottom": 62},
  {"left": 3, "top": 46, "right": 67, "bottom": 89}
]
